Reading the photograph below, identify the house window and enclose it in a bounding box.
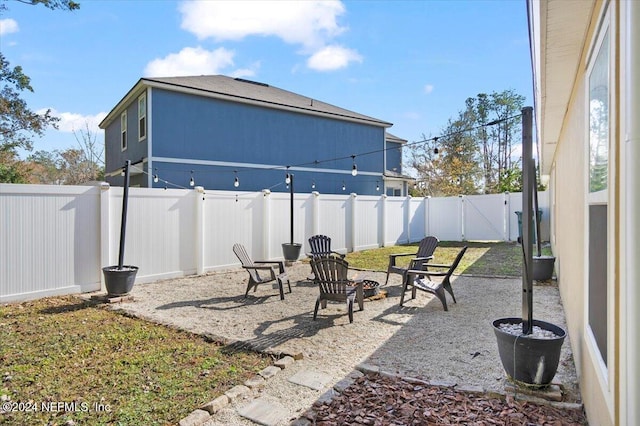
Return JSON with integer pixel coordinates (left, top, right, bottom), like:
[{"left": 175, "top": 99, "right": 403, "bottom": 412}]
[
  {"left": 138, "top": 93, "right": 146, "bottom": 141},
  {"left": 586, "top": 20, "right": 610, "bottom": 368},
  {"left": 121, "top": 111, "right": 127, "bottom": 151}
]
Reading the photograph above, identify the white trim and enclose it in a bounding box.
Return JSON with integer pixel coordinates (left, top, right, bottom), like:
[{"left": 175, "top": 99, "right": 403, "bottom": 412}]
[
  {"left": 138, "top": 92, "right": 147, "bottom": 142},
  {"left": 120, "top": 110, "right": 127, "bottom": 151},
  {"left": 147, "top": 88, "right": 153, "bottom": 187},
  {"left": 583, "top": 3, "right": 616, "bottom": 419},
  {"left": 151, "top": 156, "right": 382, "bottom": 177}
]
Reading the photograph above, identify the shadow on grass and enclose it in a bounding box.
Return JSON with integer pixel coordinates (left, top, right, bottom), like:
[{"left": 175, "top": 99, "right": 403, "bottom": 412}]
[{"left": 38, "top": 299, "right": 97, "bottom": 315}]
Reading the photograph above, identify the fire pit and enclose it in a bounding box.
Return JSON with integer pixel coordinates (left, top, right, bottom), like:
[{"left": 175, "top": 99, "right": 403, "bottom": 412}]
[{"left": 360, "top": 280, "right": 380, "bottom": 298}]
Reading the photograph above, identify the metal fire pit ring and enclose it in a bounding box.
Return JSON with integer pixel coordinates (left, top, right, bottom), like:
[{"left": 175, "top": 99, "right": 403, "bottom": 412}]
[{"left": 360, "top": 280, "right": 380, "bottom": 298}]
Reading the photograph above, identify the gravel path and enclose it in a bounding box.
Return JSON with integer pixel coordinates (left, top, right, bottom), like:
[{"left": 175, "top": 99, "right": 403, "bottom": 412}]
[{"left": 113, "top": 262, "right": 580, "bottom": 425}]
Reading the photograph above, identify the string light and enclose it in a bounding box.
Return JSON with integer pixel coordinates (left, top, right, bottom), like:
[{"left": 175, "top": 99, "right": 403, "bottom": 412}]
[
  {"left": 119, "top": 113, "right": 521, "bottom": 194},
  {"left": 234, "top": 170, "right": 239, "bottom": 187},
  {"left": 311, "top": 181, "right": 316, "bottom": 189},
  {"left": 120, "top": 167, "right": 125, "bottom": 177},
  {"left": 153, "top": 167, "right": 159, "bottom": 183}
]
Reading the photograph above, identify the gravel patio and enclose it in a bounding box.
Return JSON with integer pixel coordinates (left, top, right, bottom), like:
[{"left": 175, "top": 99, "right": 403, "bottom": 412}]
[{"left": 113, "top": 260, "right": 581, "bottom": 424}]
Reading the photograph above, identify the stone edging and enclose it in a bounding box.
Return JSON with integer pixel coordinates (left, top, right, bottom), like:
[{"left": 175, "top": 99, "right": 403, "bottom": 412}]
[
  {"left": 178, "top": 355, "right": 297, "bottom": 426},
  {"left": 178, "top": 358, "right": 584, "bottom": 426}
]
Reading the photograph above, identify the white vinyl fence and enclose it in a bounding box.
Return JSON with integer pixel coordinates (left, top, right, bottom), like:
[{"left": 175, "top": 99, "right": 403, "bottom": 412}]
[{"left": 0, "top": 183, "right": 549, "bottom": 303}]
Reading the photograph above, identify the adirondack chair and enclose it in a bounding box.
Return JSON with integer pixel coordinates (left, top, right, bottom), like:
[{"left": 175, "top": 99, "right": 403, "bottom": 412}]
[
  {"left": 385, "top": 236, "right": 439, "bottom": 285},
  {"left": 400, "top": 246, "right": 468, "bottom": 311},
  {"left": 307, "top": 235, "right": 345, "bottom": 260},
  {"left": 310, "top": 256, "right": 364, "bottom": 323},
  {"left": 233, "top": 243, "right": 291, "bottom": 300}
]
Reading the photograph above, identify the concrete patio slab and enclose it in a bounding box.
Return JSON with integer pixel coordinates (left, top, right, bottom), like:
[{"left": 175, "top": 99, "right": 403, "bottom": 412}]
[
  {"left": 237, "top": 397, "right": 288, "bottom": 426},
  {"left": 287, "top": 370, "right": 332, "bottom": 391}
]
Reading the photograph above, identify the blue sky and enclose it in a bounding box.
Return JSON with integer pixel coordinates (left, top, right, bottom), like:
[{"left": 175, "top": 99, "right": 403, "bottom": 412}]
[{"left": 0, "top": 0, "right": 532, "bottom": 167}]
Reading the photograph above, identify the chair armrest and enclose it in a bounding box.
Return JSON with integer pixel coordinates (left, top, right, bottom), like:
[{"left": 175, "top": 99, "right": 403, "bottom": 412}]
[
  {"left": 388, "top": 252, "right": 418, "bottom": 259},
  {"left": 411, "top": 256, "right": 433, "bottom": 262},
  {"left": 254, "top": 260, "right": 285, "bottom": 273},
  {"left": 424, "top": 263, "right": 452, "bottom": 269}
]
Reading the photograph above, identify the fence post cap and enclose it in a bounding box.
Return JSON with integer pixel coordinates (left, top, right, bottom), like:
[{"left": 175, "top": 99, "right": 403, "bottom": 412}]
[
  {"left": 195, "top": 186, "right": 205, "bottom": 193},
  {"left": 262, "top": 189, "right": 271, "bottom": 195},
  {"left": 350, "top": 192, "right": 357, "bottom": 198},
  {"left": 312, "top": 191, "right": 320, "bottom": 196},
  {"left": 99, "top": 182, "right": 110, "bottom": 191}
]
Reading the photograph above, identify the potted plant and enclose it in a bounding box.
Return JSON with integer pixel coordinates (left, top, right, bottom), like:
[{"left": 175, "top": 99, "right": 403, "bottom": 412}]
[
  {"left": 102, "top": 160, "right": 138, "bottom": 296},
  {"left": 282, "top": 171, "right": 301, "bottom": 261},
  {"left": 492, "top": 107, "right": 565, "bottom": 388}
]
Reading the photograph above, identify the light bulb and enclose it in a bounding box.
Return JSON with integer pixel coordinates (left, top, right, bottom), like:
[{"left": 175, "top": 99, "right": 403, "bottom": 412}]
[
  {"left": 189, "top": 177, "right": 195, "bottom": 187},
  {"left": 352, "top": 164, "right": 358, "bottom": 176},
  {"left": 153, "top": 174, "right": 159, "bottom": 183},
  {"left": 376, "top": 181, "right": 380, "bottom": 191},
  {"left": 234, "top": 177, "right": 239, "bottom": 187},
  {"left": 311, "top": 181, "right": 316, "bottom": 189},
  {"left": 342, "top": 181, "right": 346, "bottom": 191},
  {"left": 285, "top": 173, "right": 291, "bottom": 184}
]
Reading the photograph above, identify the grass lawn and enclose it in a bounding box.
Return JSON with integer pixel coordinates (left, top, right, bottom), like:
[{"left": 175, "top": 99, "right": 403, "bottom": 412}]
[
  {"left": 0, "top": 296, "right": 270, "bottom": 425},
  {"left": 345, "top": 240, "right": 552, "bottom": 277}
]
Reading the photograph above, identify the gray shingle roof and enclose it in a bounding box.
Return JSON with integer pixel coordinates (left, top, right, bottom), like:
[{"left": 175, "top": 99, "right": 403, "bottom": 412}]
[{"left": 141, "top": 75, "right": 392, "bottom": 128}]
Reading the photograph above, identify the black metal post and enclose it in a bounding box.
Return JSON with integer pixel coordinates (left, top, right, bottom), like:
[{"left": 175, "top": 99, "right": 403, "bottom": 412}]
[
  {"left": 532, "top": 163, "right": 542, "bottom": 257},
  {"left": 522, "top": 107, "right": 534, "bottom": 334},
  {"left": 289, "top": 173, "right": 294, "bottom": 244},
  {"left": 118, "top": 160, "right": 131, "bottom": 269}
]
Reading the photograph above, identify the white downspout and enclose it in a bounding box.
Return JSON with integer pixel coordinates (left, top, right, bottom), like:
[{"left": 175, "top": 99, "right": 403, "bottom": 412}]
[{"left": 624, "top": 1, "right": 640, "bottom": 425}]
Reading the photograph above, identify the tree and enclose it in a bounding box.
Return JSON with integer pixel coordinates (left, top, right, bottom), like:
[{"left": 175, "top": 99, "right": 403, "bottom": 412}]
[
  {"left": 1, "top": 1, "right": 79, "bottom": 12},
  {"left": 410, "top": 89, "right": 526, "bottom": 196},
  {"left": 27, "top": 124, "right": 104, "bottom": 184},
  {"left": 0, "top": 0, "right": 79, "bottom": 182},
  {"left": 410, "top": 114, "right": 482, "bottom": 197}
]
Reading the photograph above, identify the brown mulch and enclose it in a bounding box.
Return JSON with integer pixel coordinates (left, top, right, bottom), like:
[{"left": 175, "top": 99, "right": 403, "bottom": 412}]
[{"left": 306, "top": 374, "right": 587, "bottom": 426}]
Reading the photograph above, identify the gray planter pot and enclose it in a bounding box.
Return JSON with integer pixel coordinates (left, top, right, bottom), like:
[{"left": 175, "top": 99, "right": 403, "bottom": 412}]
[
  {"left": 282, "top": 243, "right": 302, "bottom": 261},
  {"left": 102, "top": 266, "right": 138, "bottom": 296},
  {"left": 492, "top": 317, "right": 566, "bottom": 387},
  {"left": 533, "top": 256, "right": 556, "bottom": 281}
]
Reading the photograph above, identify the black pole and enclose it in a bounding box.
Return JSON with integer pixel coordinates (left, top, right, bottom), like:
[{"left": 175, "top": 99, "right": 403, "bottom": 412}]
[
  {"left": 532, "top": 163, "right": 542, "bottom": 257},
  {"left": 289, "top": 173, "right": 294, "bottom": 245},
  {"left": 522, "top": 107, "right": 534, "bottom": 335},
  {"left": 118, "top": 160, "right": 131, "bottom": 269}
]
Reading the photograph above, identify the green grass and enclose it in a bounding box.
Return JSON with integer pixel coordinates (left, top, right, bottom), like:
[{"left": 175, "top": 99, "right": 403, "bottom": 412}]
[
  {"left": 0, "top": 296, "right": 270, "bottom": 425},
  {"left": 345, "top": 241, "right": 552, "bottom": 277}
]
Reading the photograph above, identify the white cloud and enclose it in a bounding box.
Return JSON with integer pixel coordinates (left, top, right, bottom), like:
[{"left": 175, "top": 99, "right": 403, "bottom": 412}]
[
  {"left": 306, "top": 45, "right": 362, "bottom": 71},
  {"left": 40, "top": 109, "right": 107, "bottom": 133},
  {"left": 424, "top": 84, "right": 434, "bottom": 94},
  {"left": 0, "top": 18, "right": 19, "bottom": 36},
  {"left": 144, "top": 46, "right": 235, "bottom": 77},
  {"left": 179, "top": 0, "right": 346, "bottom": 51}
]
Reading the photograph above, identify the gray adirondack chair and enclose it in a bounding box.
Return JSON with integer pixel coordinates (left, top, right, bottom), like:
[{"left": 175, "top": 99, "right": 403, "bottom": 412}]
[
  {"left": 310, "top": 256, "right": 363, "bottom": 323},
  {"left": 400, "top": 246, "right": 468, "bottom": 311},
  {"left": 233, "top": 243, "right": 291, "bottom": 300},
  {"left": 385, "top": 236, "right": 439, "bottom": 285}
]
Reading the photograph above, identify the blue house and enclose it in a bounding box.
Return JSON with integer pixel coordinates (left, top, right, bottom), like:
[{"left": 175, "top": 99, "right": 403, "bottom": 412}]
[{"left": 99, "top": 75, "right": 412, "bottom": 195}]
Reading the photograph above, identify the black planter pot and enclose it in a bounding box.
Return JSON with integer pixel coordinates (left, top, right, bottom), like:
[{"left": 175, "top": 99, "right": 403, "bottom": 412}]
[
  {"left": 282, "top": 243, "right": 302, "bottom": 261},
  {"left": 533, "top": 256, "right": 556, "bottom": 281},
  {"left": 492, "top": 317, "right": 566, "bottom": 387},
  {"left": 102, "top": 266, "right": 138, "bottom": 296}
]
